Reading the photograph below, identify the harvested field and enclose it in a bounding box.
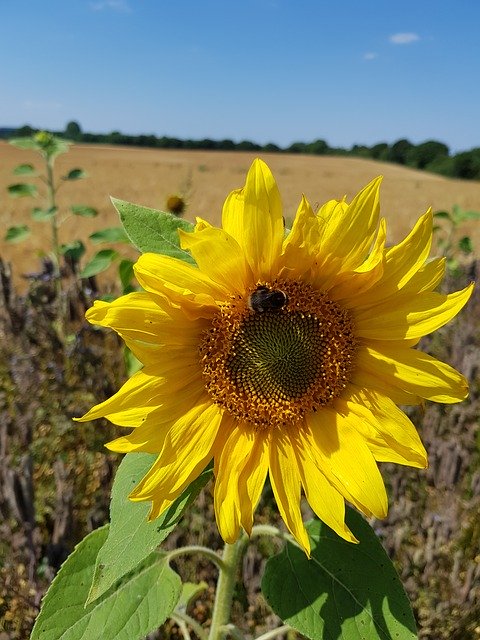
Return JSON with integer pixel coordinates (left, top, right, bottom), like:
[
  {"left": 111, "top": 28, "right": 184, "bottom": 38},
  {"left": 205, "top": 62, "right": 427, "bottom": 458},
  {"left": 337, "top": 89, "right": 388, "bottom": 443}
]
[{"left": 1, "top": 141, "right": 480, "bottom": 290}]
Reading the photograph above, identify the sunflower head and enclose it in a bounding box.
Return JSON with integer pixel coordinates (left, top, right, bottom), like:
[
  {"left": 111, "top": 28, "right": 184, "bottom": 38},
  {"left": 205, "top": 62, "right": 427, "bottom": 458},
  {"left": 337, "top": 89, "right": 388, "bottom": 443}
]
[{"left": 77, "top": 159, "right": 473, "bottom": 555}]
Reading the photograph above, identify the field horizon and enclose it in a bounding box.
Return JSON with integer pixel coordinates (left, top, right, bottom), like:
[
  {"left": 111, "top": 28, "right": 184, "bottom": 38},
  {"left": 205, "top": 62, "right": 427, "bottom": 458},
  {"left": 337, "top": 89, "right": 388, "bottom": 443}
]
[{"left": 1, "top": 141, "right": 479, "bottom": 289}]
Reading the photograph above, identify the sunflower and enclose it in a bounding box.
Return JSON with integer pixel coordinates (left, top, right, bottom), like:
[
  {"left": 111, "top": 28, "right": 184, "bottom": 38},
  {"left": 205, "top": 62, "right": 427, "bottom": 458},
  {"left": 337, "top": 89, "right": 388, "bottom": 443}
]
[{"left": 77, "top": 160, "right": 473, "bottom": 554}]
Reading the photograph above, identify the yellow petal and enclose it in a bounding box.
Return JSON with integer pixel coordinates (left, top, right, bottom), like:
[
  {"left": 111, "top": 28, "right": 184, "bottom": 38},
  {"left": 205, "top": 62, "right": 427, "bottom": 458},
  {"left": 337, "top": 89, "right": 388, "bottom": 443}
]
[
  {"left": 356, "top": 344, "right": 469, "bottom": 402},
  {"left": 306, "top": 409, "right": 388, "bottom": 519},
  {"left": 222, "top": 159, "right": 284, "bottom": 280},
  {"left": 85, "top": 291, "right": 206, "bottom": 365},
  {"left": 292, "top": 431, "right": 358, "bottom": 543},
  {"left": 350, "top": 369, "right": 421, "bottom": 405},
  {"left": 329, "top": 218, "right": 387, "bottom": 300},
  {"left": 75, "top": 352, "right": 201, "bottom": 426},
  {"left": 134, "top": 252, "right": 225, "bottom": 318},
  {"left": 269, "top": 431, "right": 311, "bottom": 555},
  {"left": 237, "top": 428, "right": 270, "bottom": 535},
  {"left": 279, "top": 195, "right": 321, "bottom": 279},
  {"left": 130, "top": 400, "right": 222, "bottom": 500},
  {"left": 399, "top": 257, "right": 446, "bottom": 295},
  {"left": 320, "top": 177, "right": 382, "bottom": 271},
  {"left": 346, "top": 210, "right": 434, "bottom": 308},
  {"left": 355, "top": 283, "right": 474, "bottom": 340},
  {"left": 179, "top": 225, "right": 253, "bottom": 294},
  {"left": 213, "top": 419, "right": 243, "bottom": 544},
  {"left": 106, "top": 382, "right": 207, "bottom": 452},
  {"left": 336, "top": 394, "right": 427, "bottom": 468}
]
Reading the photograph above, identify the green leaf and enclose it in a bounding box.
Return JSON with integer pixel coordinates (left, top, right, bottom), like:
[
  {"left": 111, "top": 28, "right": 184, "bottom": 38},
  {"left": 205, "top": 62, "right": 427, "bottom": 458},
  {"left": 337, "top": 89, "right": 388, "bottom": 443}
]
[
  {"left": 458, "top": 236, "right": 473, "bottom": 254},
  {"left": 87, "top": 454, "right": 212, "bottom": 605},
  {"left": 32, "top": 206, "right": 57, "bottom": 221},
  {"left": 89, "top": 227, "right": 130, "bottom": 244},
  {"left": 61, "top": 240, "right": 86, "bottom": 262},
  {"left": 80, "top": 249, "right": 119, "bottom": 278},
  {"left": 64, "top": 168, "right": 87, "bottom": 181},
  {"left": 111, "top": 197, "right": 195, "bottom": 263},
  {"left": 458, "top": 209, "right": 480, "bottom": 222},
  {"left": 262, "top": 510, "right": 417, "bottom": 640},
  {"left": 433, "top": 210, "right": 450, "bottom": 220},
  {"left": 30, "top": 526, "right": 182, "bottom": 640},
  {"left": 71, "top": 204, "right": 98, "bottom": 218},
  {"left": 124, "top": 347, "right": 142, "bottom": 377},
  {"left": 8, "top": 183, "right": 38, "bottom": 198},
  {"left": 5, "top": 225, "right": 31, "bottom": 242},
  {"left": 9, "top": 136, "right": 40, "bottom": 150},
  {"left": 118, "top": 258, "right": 136, "bottom": 293},
  {"left": 13, "top": 163, "right": 36, "bottom": 176}
]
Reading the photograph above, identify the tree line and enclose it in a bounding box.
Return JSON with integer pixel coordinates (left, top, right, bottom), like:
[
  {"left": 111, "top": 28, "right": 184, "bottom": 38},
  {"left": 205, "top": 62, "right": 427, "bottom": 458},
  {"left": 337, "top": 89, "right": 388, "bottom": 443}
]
[{"left": 2, "top": 122, "right": 479, "bottom": 180}]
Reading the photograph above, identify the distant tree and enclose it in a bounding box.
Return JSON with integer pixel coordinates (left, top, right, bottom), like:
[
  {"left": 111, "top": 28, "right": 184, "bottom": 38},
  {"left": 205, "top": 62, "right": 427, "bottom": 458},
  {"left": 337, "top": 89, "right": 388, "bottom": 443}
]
[
  {"left": 287, "top": 142, "right": 307, "bottom": 154},
  {"left": 350, "top": 144, "right": 371, "bottom": 158},
  {"left": 370, "top": 142, "right": 389, "bottom": 160},
  {"left": 406, "top": 140, "right": 449, "bottom": 169},
  {"left": 386, "top": 139, "right": 414, "bottom": 165},
  {"left": 425, "top": 155, "right": 455, "bottom": 177},
  {"left": 306, "top": 139, "right": 329, "bottom": 155},
  {"left": 14, "top": 124, "right": 36, "bottom": 137},
  {"left": 452, "top": 149, "right": 480, "bottom": 179},
  {"left": 218, "top": 139, "right": 236, "bottom": 150},
  {"left": 263, "top": 142, "right": 281, "bottom": 152},
  {"left": 236, "top": 140, "right": 262, "bottom": 151},
  {"left": 65, "top": 120, "right": 82, "bottom": 141}
]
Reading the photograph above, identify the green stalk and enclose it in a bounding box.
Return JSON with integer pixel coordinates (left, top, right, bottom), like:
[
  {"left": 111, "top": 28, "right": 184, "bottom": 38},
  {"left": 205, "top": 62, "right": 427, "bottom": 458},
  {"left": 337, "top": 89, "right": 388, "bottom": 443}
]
[
  {"left": 45, "top": 155, "right": 60, "bottom": 281},
  {"left": 208, "top": 533, "right": 248, "bottom": 640}
]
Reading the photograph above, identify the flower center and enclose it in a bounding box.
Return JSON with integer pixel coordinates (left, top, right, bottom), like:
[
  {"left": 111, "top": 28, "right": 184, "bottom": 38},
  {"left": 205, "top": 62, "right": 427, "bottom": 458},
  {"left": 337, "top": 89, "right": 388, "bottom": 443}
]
[{"left": 199, "top": 279, "right": 357, "bottom": 429}]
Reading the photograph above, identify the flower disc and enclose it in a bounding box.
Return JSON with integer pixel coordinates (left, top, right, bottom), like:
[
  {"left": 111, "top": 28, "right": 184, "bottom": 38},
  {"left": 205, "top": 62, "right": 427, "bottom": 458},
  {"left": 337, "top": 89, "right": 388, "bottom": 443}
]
[{"left": 200, "top": 279, "right": 357, "bottom": 428}]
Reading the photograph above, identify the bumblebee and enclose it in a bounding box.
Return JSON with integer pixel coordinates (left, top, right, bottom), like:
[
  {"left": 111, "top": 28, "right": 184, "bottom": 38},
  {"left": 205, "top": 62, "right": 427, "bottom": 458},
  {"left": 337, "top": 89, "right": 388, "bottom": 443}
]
[{"left": 247, "top": 285, "right": 288, "bottom": 313}]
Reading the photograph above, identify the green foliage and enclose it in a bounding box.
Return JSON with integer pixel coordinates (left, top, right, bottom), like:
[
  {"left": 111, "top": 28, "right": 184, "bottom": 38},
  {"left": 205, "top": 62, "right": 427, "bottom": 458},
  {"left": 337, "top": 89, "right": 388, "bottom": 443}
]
[
  {"left": 64, "top": 168, "right": 87, "bottom": 181},
  {"left": 13, "top": 163, "right": 37, "bottom": 176},
  {"left": 30, "top": 526, "right": 182, "bottom": 640},
  {"left": 31, "top": 206, "right": 57, "bottom": 221},
  {"left": 118, "top": 258, "right": 136, "bottom": 292},
  {"left": 87, "top": 454, "right": 213, "bottom": 604},
  {"left": 71, "top": 204, "right": 98, "bottom": 217},
  {"left": 406, "top": 140, "right": 449, "bottom": 169},
  {"left": 5, "top": 224, "right": 31, "bottom": 242},
  {"left": 262, "top": 513, "right": 417, "bottom": 640},
  {"left": 433, "top": 204, "right": 480, "bottom": 274},
  {"left": 111, "top": 197, "right": 195, "bottom": 263},
  {"left": 80, "top": 249, "right": 119, "bottom": 278},
  {"left": 61, "top": 240, "right": 87, "bottom": 263},
  {"left": 8, "top": 182, "right": 38, "bottom": 198},
  {"left": 89, "top": 227, "right": 130, "bottom": 244}
]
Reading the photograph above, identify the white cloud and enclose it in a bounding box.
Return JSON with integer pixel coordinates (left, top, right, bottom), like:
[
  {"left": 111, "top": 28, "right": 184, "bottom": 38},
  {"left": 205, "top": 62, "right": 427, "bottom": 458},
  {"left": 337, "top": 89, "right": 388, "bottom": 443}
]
[
  {"left": 389, "top": 32, "right": 420, "bottom": 45},
  {"left": 363, "top": 52, "right": 378, "bottom": 60},
  {"left": 89, "top": 0, "right": 131, "bottom": 12}
]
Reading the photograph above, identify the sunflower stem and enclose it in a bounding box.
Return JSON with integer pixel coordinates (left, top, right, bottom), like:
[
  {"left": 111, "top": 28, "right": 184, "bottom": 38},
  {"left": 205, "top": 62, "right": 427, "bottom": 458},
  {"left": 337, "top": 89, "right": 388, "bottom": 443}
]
[
  {"left": 166, "top": 545, "right": 226, "bottom": 571},
  {"left": 254, "top": 625, "right": 292, "bottom": 640},
  {"left": 208, "top": 533, "right": 248, "bottom": 640}
]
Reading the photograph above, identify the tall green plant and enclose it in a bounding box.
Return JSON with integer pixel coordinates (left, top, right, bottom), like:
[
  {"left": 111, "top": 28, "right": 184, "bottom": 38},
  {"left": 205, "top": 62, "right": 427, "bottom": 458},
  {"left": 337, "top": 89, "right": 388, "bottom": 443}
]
[
  {"left": 6, "top": 131, "right": 97, "bottom": 279},
  {"left": 433, "top": 205, "right": 480, "bottom": 275}
]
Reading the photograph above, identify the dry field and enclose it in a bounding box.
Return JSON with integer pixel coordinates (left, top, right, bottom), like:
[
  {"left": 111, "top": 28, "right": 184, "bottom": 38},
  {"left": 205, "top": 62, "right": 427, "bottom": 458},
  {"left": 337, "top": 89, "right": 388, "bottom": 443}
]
[{"left": 1, "top": 141, "right": 480, "bottom": 288}]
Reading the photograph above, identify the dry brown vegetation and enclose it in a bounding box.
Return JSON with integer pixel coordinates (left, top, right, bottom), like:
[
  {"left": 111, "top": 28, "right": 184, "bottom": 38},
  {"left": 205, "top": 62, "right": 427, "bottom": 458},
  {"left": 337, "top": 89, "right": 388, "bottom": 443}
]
[{"left": 2, "top": 141, "right": 480, "bottom": 289}]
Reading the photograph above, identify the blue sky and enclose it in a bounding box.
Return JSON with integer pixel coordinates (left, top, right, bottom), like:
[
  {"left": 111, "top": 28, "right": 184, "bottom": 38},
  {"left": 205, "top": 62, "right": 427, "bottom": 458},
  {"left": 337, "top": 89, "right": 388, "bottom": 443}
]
[{"left": 2, "top": 0, "right": 479, "bottom": 152}]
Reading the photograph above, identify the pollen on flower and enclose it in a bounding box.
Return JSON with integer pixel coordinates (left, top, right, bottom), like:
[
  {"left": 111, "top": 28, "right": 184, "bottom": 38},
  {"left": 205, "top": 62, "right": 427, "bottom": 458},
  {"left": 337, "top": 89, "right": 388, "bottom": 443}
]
[{"left": 199, "top": 279, "right": 357, "bottom": 429}]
